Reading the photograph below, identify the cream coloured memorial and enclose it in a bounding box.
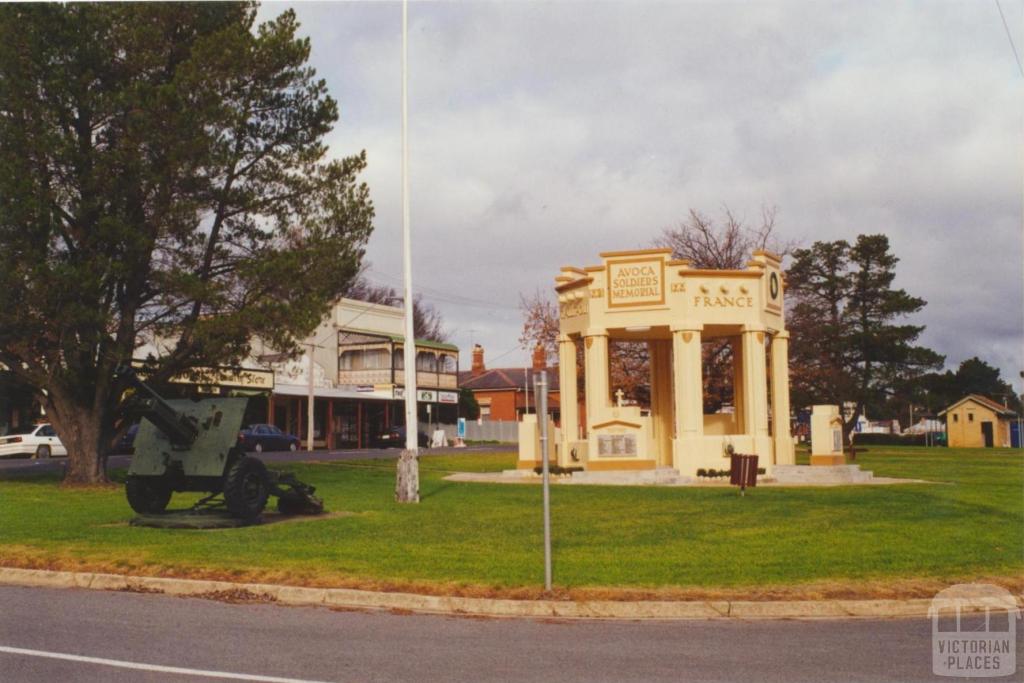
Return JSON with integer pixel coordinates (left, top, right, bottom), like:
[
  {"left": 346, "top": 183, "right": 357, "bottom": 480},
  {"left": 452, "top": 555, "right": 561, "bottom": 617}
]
[{"left": 518, "top": 248, "right": 795, "bottom": 476}]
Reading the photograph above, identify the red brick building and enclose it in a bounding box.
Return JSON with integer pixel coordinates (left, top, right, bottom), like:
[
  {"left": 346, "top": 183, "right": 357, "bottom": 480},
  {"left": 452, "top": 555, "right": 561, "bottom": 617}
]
[{"left": 459, "top": 345, "right": 561, "bottom": 423}]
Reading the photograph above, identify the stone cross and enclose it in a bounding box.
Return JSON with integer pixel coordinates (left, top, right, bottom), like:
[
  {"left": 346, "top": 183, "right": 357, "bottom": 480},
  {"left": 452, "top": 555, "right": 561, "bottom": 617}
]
[{"left": 615, "top": 388, "right": 625, "bottom": 408}]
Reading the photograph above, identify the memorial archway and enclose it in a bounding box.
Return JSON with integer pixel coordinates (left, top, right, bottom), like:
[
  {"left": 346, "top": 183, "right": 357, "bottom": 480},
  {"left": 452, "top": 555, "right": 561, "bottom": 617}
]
[{"left": 517, "top": 248, "right": 795, "bottom": 475}]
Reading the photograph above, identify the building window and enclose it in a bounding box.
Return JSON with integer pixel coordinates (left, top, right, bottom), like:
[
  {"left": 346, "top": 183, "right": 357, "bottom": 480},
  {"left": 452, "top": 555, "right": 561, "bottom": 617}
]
[
  {"left": 393, "top": 349, "right": 403, "bottom": 370},
  {"left": 439, "top": 354, "right": 457, "bottom": 374},
  {"left": 339, "top": 349, "right": 389, "bottom": 371},
  {"left": 953, "top": 414, "right": 959, "bottom": 423},
  {"left": 968, "top": 413, "right": 974, "bottom": 423},
  {"left": 416, "top": 351, "right": 437, "bottom": 372}
]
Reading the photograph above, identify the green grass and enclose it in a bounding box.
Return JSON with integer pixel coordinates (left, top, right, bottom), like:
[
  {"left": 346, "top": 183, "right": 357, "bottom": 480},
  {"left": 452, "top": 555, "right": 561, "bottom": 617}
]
[{"left": 0, "top": 447, "right": 1020, "bottom": 596}]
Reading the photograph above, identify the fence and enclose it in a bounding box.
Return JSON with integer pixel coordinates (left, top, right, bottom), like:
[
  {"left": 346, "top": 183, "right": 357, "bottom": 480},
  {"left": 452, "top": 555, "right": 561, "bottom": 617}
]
[{"left": 438, "top": 420, "right": 519, "bottom": 444}]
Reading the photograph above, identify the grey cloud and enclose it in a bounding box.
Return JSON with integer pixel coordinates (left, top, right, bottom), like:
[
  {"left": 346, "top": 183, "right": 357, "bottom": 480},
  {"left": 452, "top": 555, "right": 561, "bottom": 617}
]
[{"left": 260, "top": 1, "right": 1022, "bottom": 383}]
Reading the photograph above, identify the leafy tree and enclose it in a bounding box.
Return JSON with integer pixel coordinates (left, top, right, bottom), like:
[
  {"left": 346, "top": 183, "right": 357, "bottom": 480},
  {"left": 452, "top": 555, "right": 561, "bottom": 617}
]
[
  {"left": 913, "top": 357, "right": 1022, "bottom": 418},
  {"left": 787, "top": 235, "right": 943, "bottom": 443},
  {"left": 458, "top": 387, "right": 480, "bottom": 421},
  {"left": 0, "top": 3, "right": 374, "bottom": 483}
]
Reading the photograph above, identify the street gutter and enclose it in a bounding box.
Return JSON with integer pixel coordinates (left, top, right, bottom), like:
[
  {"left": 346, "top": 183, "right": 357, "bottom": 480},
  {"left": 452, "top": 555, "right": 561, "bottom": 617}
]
[{"left": 3, "top": 567, "right": 1015, "bottom": 621}]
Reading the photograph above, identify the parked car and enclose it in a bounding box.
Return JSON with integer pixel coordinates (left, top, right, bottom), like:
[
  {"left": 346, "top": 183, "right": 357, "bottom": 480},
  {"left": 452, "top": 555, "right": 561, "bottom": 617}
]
[
  {"left": 0, "top": 423, "right": 67, "bottom": 459},
  {"left": 238, "top": 424, "right": 299, "bottom": 453},
  {"left": 110, "top": 423, "right": 139, "bottom": 455},
  {"left": 376, "top": 425, "right": 430, "bottom": 449}
]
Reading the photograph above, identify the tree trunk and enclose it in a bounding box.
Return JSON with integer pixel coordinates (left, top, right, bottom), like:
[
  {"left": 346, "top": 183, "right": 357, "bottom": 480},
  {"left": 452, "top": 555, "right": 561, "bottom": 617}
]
[
  {"left": 395, "top": 449, "right": 419, "bottom": 503},
  {"left": 48, "top": 396, "right": 109, "bottom": 485}
]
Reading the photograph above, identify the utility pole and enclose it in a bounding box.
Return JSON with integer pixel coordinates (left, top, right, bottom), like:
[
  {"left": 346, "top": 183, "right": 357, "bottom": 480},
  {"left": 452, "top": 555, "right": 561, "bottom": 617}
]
[
  {"left": 307, "top": 343, "right": 315, "bottom": 452},
  {"left": 395, "top": 0, "right": 419, "bottom": 503}
]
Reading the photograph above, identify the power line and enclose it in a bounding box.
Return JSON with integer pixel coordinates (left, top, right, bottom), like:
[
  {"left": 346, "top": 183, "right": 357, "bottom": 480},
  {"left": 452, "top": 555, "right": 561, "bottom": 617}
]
[
  {"left": 996, "top": 0, "right": 1024, "bottom": 77},
  {"left": 364, "top": 268, "right": 522, "bottom": 312}
]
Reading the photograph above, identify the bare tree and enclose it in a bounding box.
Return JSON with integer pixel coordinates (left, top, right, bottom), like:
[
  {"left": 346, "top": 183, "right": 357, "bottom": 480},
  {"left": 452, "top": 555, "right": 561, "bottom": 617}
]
[
  {"left": 653, "top": 205, "right": 791, "bottom": 269},
  {"left": 518, "top": 288, "right": 560, "bottom": 363},
  {"left": 653, "top": 205, "right": 795, "bottom": 412},
  {"left": 347, "top": 269, "right": 449, "bottom": 343}
]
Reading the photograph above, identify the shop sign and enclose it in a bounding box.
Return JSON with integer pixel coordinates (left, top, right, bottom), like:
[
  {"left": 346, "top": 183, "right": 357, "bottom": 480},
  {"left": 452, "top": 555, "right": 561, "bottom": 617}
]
[
  {"left": 438, "top": 391, "right": 458, "bottom": 404},
  {"left": 392, "top": 387, "right": 442, "bottom": 403},
  {"left": 134, "top": 361, "right": 275, "bottom": 390}
]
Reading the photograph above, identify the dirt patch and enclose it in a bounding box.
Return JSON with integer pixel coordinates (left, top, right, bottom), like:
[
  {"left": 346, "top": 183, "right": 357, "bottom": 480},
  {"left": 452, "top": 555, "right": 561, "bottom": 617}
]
[
  {"left": 192, "top": 588, "right": 277, "bottom": 604},
  {"left": 258, "top": 510, "right": 356, "bottom": 526}
]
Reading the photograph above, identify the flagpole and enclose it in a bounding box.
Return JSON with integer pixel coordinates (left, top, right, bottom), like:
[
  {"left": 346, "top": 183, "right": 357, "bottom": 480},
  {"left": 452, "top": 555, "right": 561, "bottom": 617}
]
[{"left": 396, "top": 0, "right": 420, "bottom": 502}]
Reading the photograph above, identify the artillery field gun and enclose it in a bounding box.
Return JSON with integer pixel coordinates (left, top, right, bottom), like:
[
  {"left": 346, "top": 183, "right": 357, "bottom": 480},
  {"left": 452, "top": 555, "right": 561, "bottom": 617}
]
[{"left": 116, "top": 366, "right": 323, "bottom": 522}]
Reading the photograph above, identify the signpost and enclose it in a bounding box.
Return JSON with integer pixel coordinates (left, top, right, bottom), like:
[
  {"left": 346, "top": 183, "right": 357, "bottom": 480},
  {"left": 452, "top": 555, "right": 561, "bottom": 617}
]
[{"left": 535, "top": 371, "right": 552, "bottom": 591}]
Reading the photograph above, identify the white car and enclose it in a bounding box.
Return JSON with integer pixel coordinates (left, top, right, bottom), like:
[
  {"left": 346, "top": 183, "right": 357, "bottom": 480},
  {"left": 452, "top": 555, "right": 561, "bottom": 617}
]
[{"left": 0, "top": 423, "right": 67, "bottom": 458}]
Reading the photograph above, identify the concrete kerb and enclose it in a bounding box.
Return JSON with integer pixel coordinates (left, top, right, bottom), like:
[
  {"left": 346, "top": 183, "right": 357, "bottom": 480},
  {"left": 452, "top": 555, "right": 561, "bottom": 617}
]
[{"left": 0, "top": 567, "right": 1007, "bottom": 620}]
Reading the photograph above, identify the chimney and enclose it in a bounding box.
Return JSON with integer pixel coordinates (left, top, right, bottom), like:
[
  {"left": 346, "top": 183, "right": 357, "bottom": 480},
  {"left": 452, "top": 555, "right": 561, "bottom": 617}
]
[
  {"left": 471, "top": 344, "right": 485, "bottom": 377},
  {"left": 532, "top": 344, "right": 547, "bottom": 371}
]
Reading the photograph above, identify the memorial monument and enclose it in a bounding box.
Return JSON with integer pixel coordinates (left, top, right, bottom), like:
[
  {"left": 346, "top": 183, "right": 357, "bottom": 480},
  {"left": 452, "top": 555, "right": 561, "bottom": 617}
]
[{"left": 518, "top": 248, "right": 796, "bottom": 476}]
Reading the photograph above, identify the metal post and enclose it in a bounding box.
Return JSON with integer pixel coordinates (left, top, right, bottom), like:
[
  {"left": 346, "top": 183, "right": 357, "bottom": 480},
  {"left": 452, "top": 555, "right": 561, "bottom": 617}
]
[
  {"left": 307, "top": 344, "right": 315, "bottom": 452},
  {"left": 538, "top": 371, "right": 552, "bottom": 592}
]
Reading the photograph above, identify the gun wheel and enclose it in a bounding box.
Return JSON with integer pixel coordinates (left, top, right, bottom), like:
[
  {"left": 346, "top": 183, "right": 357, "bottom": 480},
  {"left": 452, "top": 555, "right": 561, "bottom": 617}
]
[
  {"left": 223, "top": 456, "right": 270, "bottom": 520},
  {"left": 126, "top": 476, "right": 172, "bottom": 515}
]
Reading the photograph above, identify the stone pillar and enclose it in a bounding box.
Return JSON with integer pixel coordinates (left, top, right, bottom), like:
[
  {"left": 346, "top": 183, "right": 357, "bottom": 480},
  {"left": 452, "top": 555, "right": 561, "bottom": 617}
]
[
  {"left": 730, "top": 337, "right": 744, "bottom": 433},
  {"left": 648, "top": 339, "right": 674, "bottom": 467},
  {"left": 770, "top": 330, "right": 795, "bottom": 465},
  {"left": 741, "top": 326, "right": 769, "bottom": 439},
  {"left": 558, "top": 335, "right": 579, "bottom": 443},
  {"left": 583, "top": 330, "right": 610, "bottom": 424},
  {"left": 672, "top": 326, "right": 704, "bottom": 441}
]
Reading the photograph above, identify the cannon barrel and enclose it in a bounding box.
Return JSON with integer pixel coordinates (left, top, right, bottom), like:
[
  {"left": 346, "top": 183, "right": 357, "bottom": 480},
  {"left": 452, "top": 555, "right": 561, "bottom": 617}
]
[{"left": 115, "top": 365, "right": 199, "bottom": 448}]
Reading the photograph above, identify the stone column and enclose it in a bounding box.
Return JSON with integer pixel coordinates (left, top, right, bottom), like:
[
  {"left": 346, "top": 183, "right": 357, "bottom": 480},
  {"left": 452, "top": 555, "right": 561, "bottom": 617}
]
[
  {"left": 741, "top": 325, "right": 769, "bottom": 439},
  {"left": 583, "top": 330, "right": 610, "bottom": 425},
  {"left": 730, "top": 337, "right": 744, "bottom": 433},
  {"left": 770, "top": 330, "right": 795, "bottom": 465},
  {"left": 558, "top": 335, "right": 579, "bottom": 442},
  {"left": 672, "top": 325, "right": 704, "bottom": 441},
  {"left": 648, "top": 339, "right": 674, "bottom": 467}
]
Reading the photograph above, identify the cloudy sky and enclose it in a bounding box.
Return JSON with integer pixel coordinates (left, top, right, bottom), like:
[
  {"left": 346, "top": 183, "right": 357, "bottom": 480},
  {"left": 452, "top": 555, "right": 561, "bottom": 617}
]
[{"left": 261, "top": 0, "right": 1023, "bottom": 384}]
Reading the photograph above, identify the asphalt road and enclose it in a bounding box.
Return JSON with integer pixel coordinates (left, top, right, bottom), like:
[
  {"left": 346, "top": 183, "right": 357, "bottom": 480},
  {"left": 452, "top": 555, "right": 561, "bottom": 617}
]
[
  {"left": 0, "top": 444, "right": 509, "bottom": 478},
  {"left": 3, "top": 586, "right": 1018, "bottom": 683}
]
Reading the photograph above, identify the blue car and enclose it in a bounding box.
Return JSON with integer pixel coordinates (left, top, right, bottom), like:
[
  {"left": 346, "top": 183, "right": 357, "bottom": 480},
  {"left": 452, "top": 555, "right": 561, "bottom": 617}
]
[{"left": 238, "top": 424, "right": 300, "bottom": 453}]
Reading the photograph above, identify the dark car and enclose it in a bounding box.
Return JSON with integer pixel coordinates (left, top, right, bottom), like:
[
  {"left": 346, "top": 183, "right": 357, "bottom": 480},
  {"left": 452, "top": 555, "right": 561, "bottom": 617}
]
[
  {"left": 238, "top": 424, "right": 300, "bottom": 453},
  {"left": 111, "top": 423, "right": 139, "bottom": 455},
  {"left": 376, "top": 425, "right": 430, "bottom": 449}
]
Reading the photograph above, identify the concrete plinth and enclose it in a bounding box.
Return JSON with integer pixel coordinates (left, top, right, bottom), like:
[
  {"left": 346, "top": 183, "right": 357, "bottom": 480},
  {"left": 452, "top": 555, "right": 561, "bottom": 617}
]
[
  {"left": 772, "top": 465, "right": 873, "bottom": 485},
  {"left": 567, "top": 467, "right": 691, "bottom": 486},
  {"left": 810, "top": 454, "right": 846, "bottom": 466}
]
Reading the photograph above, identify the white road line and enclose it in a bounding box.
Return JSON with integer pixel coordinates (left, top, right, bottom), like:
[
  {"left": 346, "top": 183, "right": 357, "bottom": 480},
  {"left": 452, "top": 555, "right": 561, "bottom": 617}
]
[{"left": 0, "top": 645, "right": 337, "bottom": 683}]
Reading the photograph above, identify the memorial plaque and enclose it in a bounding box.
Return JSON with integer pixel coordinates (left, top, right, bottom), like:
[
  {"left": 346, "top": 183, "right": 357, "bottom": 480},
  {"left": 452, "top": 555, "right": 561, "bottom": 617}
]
[
  {"left": 607, "top": 258, "right": 665, "bottom": 308},
  {"left": 597, "top": 433, "right": 637, "bottom": 457}
]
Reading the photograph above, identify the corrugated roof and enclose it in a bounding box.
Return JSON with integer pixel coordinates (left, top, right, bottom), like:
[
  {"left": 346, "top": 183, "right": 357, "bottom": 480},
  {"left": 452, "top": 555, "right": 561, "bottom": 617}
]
[{"left": 338, "top": 328, "right": 458, "bottom": 352}]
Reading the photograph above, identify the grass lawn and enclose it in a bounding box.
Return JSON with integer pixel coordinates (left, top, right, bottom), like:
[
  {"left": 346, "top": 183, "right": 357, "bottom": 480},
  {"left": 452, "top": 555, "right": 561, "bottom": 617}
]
[{"left": 0, "top": 446, "right": 1021, "bottom": 599}]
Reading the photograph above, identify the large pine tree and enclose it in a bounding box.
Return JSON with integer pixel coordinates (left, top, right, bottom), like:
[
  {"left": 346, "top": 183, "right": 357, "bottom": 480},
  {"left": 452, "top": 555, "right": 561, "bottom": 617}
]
[
  {"left": 787, "top": 234, "right": 943, "bottom": 440},
  {"left": 0, "top": 3, "right": 374, "bottom": 483}
]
